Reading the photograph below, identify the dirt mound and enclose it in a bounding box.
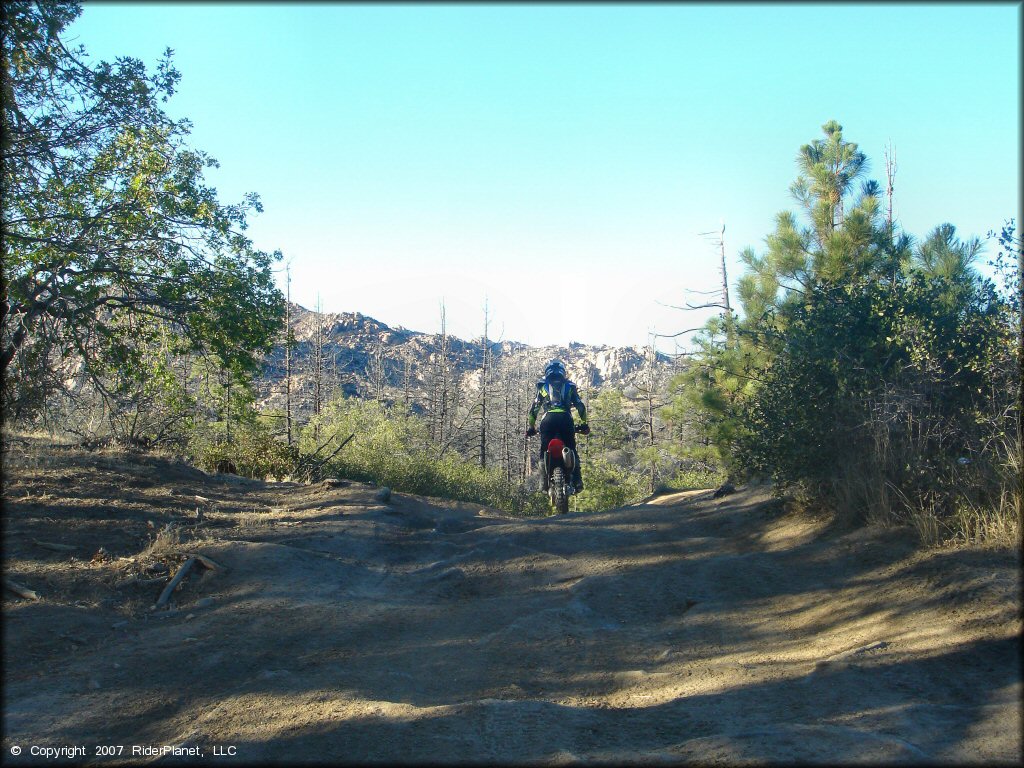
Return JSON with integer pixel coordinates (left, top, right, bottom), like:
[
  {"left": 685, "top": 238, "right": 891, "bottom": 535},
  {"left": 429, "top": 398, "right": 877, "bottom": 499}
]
[{"left": 3, "top": 441, "right": 1021, "bottom": 764}]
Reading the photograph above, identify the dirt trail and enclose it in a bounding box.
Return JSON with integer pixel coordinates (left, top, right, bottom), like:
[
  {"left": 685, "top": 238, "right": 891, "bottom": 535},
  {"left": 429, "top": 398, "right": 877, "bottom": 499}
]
[{"left": 2, "top": 445, "right": 1021, "bottom": 764}]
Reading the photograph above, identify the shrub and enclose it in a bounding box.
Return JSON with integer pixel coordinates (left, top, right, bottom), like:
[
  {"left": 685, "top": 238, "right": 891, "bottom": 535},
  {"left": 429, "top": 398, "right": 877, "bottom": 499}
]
[
  {"left": 573, "top": 456, "right": 647, "bottom": 513},
  {"left": 188, "top": 414, "right": 295, "bottom": 480},
  {"left": 303, "top": 398, "right": 548, "bottom": 515}
]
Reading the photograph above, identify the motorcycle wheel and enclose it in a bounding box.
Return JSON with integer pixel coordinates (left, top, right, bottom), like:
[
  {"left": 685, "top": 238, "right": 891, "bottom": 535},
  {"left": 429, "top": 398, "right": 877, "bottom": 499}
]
[{"left": 551, "top": 467, "right": 569, "bottom": 514}]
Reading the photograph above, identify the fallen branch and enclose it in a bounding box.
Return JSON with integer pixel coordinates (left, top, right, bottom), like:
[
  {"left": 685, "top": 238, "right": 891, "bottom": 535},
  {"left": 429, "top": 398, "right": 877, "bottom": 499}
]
[
  {"left": 155, "top": 557, "right": 197, "bottom": 608},
  {"left": 32, "top": 540, "right": 77, "bottom": 552},
  {"left": 186, "top": 553, "right": 224, "bottom": 571},
  {"left": 5, "top": 580, "right": 40, "bottom": 600},
  {"left": 812, "top": 640, "right": 889, "bottom": 674},
  {"left": 295, "top": 433, "right": 340, "bottom": 475},
  {"left": 304, "top": 433, "right": 355, "bottom": 481},
  {"left": 823, "top": 640, "right": 888, "bottom": 664}
]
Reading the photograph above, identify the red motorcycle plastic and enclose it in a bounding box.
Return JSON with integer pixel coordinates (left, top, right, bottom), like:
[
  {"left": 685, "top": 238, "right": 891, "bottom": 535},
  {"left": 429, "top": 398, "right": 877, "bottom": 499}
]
[{"left": 544, "top": 437, "right": 576, "bottom": 514}]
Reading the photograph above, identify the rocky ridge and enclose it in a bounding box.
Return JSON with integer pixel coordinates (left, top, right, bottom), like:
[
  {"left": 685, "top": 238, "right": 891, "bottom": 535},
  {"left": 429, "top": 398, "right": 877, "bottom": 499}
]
[{"left": 257, "top": 304, "right": 673, "bottom": 415}]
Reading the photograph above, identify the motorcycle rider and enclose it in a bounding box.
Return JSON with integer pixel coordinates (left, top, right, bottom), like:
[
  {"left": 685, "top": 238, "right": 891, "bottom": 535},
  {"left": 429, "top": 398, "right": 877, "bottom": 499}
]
[{"left": 525, "top": 359, "right": 590, "bottom": 492}]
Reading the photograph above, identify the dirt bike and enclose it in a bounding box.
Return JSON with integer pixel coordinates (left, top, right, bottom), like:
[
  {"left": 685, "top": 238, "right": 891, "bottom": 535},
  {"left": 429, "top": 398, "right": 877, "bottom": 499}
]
[{"left": 544, "top": 437, "right": 578, "bottom": 515}]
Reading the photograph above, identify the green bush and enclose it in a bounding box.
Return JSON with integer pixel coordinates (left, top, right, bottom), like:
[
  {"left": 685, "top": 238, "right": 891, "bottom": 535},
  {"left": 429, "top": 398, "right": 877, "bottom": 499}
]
[
  {"left": 573, "top": 456, "right": 648, "bottom": 513},
  {"left": 303, "top": 398, "right": 547, "bottom": 515},
  {"left": 667, "top": 467, "right": 728, "bottom": 491},
  {"left": 736, "top": 272, "right": 1011, "bottom": 523},
  {"left": 188, "top": 414, "right": 295, "bottom": 480},
  {"left": 674, "top": 122, "right": 1020, "bottom": 545},
  {"left": 302, "top": 396, "right": 721, "bottom": 517}
]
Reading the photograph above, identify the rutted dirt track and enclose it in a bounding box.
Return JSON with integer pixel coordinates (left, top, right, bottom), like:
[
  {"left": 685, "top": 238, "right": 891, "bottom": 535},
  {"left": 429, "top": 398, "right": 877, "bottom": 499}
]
[{"left": 2, "top": 447, "right": 1021, "bottom": 764}]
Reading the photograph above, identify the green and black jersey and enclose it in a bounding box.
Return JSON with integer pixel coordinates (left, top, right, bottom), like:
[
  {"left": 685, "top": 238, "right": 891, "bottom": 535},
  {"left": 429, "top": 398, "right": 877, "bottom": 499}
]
[{"left": 528, "top": 378, "right": 588, "bottom": 429}]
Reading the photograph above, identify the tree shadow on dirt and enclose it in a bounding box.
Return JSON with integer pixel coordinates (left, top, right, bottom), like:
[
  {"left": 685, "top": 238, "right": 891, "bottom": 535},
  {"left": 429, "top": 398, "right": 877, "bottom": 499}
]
[
  {"left": 116, "top": 634, "right": 1018, "bottom": 765},
  {"left": 4, "top": 475, "right": 1020, "bottom": 764}
]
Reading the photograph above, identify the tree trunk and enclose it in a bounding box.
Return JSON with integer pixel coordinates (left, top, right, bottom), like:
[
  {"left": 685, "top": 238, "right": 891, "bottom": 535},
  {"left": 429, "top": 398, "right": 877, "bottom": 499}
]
[
  {"left": 480, "top": 300, "right": 489, "bottom": 468},
  {"left": 284, "top": 266, "right": 293, "bottom": 446}
]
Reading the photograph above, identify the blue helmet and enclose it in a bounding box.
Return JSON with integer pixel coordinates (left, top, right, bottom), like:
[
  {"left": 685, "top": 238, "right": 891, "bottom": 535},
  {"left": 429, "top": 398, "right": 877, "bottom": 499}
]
[{"left": 544, "top": 359, "right": 566, "bottom": 379}]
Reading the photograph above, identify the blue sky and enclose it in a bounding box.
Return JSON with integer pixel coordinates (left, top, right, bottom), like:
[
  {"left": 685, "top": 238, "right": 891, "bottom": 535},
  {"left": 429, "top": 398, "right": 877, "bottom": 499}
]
[{"left": 69, "top": 2, "right": 1021, "bottom": 350}]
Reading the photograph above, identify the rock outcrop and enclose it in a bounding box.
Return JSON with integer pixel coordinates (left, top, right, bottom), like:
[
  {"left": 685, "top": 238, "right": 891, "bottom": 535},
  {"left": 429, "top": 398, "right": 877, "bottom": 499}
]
[{"left": 257, "top": 304, "right": 672, "bottom": 416}]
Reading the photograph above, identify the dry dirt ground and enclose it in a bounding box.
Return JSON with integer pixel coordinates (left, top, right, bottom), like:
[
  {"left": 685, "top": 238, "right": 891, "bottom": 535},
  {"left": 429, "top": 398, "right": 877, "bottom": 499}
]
[{"left": 2, "top": 439, "right": 1021, "bottom": 765}]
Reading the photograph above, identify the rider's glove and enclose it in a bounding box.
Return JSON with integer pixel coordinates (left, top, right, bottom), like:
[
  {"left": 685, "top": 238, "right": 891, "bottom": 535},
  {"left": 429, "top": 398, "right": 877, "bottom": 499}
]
[
  {"left": 525, "top": 427, "right": 537, "bottom": 437},
  {"left": 577, "top": 423, "right": 590, "bottom": 435}
]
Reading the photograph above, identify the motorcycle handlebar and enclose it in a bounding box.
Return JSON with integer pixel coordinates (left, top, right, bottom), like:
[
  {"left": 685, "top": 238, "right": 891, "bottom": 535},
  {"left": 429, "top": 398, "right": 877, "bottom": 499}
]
[{"left": 525, "top": 424, "right": 589, "bottom": 436}]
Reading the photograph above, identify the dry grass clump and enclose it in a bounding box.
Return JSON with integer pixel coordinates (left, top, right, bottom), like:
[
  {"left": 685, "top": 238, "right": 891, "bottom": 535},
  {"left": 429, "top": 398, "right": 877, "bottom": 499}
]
[
  {"left": 818, "top": 432, "right": 1022, "bottom": 551},
  {"left": 142, "top": 524, "right": 185, "bottom": 558},
  {"left": 238, "top": 508, "right": 277, "bottom": 529},
  {"left": 2, "top": 431, "right": 74, "bottom": 473},
  {"left": 949, "top": 498, "right": 1021, "bottom": 549},
  {"left": 837, "top": 471, "right": 1021, "bottom": 551}
]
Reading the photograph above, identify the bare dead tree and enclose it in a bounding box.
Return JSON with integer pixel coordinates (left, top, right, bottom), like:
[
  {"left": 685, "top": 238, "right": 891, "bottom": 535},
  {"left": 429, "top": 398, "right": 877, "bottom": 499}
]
[
  {"left": 643, "top": 351, "right": 657, "bottom": 447},
  {"left": 520, "top": 352, "right": 532, "bottom": 481},
  {"left": 656, "top": 221, "right": 734, "bottom": 349},
  {"left": 885, "top": 141, "right": 897, "bottom": 244},
  {"left": 326, "top": 346, "right": 340, "bottom": 405},
  {"left": 366, "top": 337, "right": 387, "bottom": 403},
  {"left": 437, "top": 303, "right": 449, "bottom": 445},
  {"left": 719, "top": 223, "right": 731, "bottom": 317},
  {"left": 494, "top": 345, "right": 528, "bottom": 484},
  {"left": 501, "top": 358, "right": 513, "bottom": 482},
  {"left": 284, "top": 264, "right": 294, "bottom": 446},
  {"left": 479, "top": 299, "right": 490, "bottom": 468},
  {"left": 401, "top": 349, "right": 413, "bottom": 412},
  {"left": 428, "top": 301, "right": 455, "bottom": 449},
  {"left": 635, "top": 340, "right": 672, "bottom": 492},
  {"left": 310, "top": 296, "right": 328, "bottom": 442},
  {"left": 674, "top": 222, "right": 730, "bottom": 313},
  {"left": 427, "top": 349, "right": 438, "bottom": 442}
]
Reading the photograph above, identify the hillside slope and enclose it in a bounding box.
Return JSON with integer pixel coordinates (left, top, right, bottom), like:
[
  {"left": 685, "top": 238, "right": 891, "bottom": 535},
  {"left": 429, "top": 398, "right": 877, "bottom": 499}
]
[
  {"left": 256, "top": 304, "right": 672, "bottom": 416},
  {"left": 2, "top": 441, "right": 1021, "bottom": 764}
]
